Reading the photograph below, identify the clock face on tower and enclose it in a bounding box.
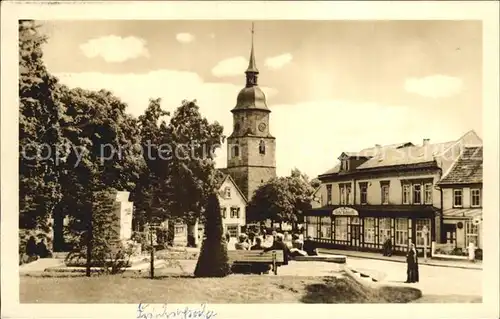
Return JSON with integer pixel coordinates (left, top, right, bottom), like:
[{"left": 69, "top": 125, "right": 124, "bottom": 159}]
[{"left": 258, "top": 123, "right": 266, "bottom": 132}]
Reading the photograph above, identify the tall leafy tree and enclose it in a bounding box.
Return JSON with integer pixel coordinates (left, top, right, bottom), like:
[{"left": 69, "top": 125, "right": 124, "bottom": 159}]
[
  {"left": 131, "top": 98, "right": 171, "bottom": 229},
  {"left": 164, "top": 100, "right": 225, "bottom": 224},
  {"left": 56, "top": 88, "right": 143, "bottom": 251},
  {"left": 19, "top": 20, "right": 68, "bottom": 231},
  {"left": 248, "top": 168, "right": 315, "bottom": 227}
]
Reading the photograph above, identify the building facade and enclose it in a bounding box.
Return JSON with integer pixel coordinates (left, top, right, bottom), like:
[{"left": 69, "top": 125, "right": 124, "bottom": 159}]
[
  {"left": 305, "top": 131, "right": 482, "bottom": 255},
  {"left": 217, "top": 173, "right": 248, "bottom": 237},
  {"left": 436, "top": 146, "right": 483, "bottom": 249},
  {"left": 224, "top": 26, "right": 277, "bottom": 202}
]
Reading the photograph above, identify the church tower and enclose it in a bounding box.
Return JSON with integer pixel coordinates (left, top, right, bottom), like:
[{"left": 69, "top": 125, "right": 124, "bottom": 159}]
[{"left": 225, "top": 23, "right": 277, "bottom": 202}]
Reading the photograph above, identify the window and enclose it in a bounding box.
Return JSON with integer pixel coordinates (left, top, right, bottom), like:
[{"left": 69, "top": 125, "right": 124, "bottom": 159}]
[
  {"left": 360, "top": 183, "right": 368, "bottom": 204},
  {"left": 230, "top": 207, "right": 240, "bottom": 218},
  {"left": 471, "top": 189, "right": 481, "bottom": 207},
  {"left": 232, "top": 144, "right": 239, "bottom": 157},
  {"left": 413, "top": 184, "right": 422, "bottom": 204},
  {"left": 345, "top": 160, "right": 350, "bottom": 171},
  {"left": 340, "top": 186, "right": 346, "bottom": 205},
  {"left": 402, "top": 184, "right": 411, "bottom": 204},
  {"left": 259, "top": 140, "right": 266, "bottom": 154},
  {"left": 306, "top": 216, "right": 318, "bottom": 239},
  {"left": 424, "top": 183, "right": 433, "bottom": 204},
  {"left": 379, "top": 218, "right": 391, "bottom": 243},
  {"left": 320, "top": 217, "right": 331, "bottom": 239},
  {"left": 364, "top": 217, "right": 375, "bottom": 243},
  {"left": 415, "top": 219, "right": 431, "bottom": 247},
  {"left": 224, "top": 187, "right": 231, "bottom": 198},
  {"left": 395, "top": 218, "right": 408, "bottom": 246},
  {"left": 453, "top": 189, "right": 463, "bottom": 207},
  {"left": 220, "top": 207, "right": 227, "bottom": 218},
  {"left": 465, "top": 220, "right": 479, "bottom": 247},
  {"left": 381, "top": 185, "right": 389, "bottom": 204},
  {"left": 335, "top": 217, "right": 348, "bottom": 241},
  {"left": 226, "top": 225, "right": 239, "bottom": 237},
  {"left": 326, "top": 184, "right": 332, "bottom": 205},
  {"left": 339, "top": 184, "right": 351, "bottom": 205}
]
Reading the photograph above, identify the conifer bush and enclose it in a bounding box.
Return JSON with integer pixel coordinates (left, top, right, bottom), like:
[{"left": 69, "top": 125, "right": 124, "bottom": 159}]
[{"left": 194, "top": 193, "right": 231, "bottom": 277}]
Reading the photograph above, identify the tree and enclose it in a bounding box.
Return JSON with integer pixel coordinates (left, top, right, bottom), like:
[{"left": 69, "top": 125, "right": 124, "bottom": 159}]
[
  {"left": 194, "top": 193, "right": 230, "bottom": 277},
  {"left": 164, "top": 100, "right": 224, "bottom": 224},
  {"left": 65, "top": 189, "right": 132, "bottom": 275},
  {"left": 248, "top": 169, "right": 315, "bottom": 227},
  {"left": 19, "top": 20, "right": 68, "bottom": 233},
  {"left": 55, "top": 88, "right": 143, "bottom": 263},
  {"left": 131, "top": 98, "right": 171, "bottom": 230}
]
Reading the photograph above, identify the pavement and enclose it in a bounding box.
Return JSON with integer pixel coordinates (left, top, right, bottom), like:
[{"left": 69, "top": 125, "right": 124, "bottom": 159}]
[
  {"left": 345, "top": 256, "right": 482, "bottom": 299},
  {"left": 319, "top": 248, "right": 482, "bottom": 270}
]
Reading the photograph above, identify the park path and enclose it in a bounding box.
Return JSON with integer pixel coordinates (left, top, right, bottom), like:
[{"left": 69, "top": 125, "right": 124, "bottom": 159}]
[{"left": 19, "top": 258, "right": 64, "bottom": 274}]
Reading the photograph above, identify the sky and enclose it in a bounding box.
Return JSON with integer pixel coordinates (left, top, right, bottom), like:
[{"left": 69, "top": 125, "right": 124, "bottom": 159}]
[{"left": 39, "top": 20, "right": 483, "bottom": 178}]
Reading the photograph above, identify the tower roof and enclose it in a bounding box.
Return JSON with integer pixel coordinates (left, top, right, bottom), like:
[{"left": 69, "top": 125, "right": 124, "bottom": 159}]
[
  {"left": 232, "top": 22, "right": 270, "bottom": 113},
  {"left": 246, "top": 23, "right": 259, "bottom": 74}
]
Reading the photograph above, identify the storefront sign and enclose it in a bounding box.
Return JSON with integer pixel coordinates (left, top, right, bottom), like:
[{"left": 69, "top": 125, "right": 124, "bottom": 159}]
[{"left": 332, "top": 207, "right": 359, "bottom": 216}]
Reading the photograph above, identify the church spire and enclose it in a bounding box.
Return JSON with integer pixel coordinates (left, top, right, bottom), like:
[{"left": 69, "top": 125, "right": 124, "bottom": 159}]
[{"left": 245, "top": 22, "right": 259, "bottom": 87}]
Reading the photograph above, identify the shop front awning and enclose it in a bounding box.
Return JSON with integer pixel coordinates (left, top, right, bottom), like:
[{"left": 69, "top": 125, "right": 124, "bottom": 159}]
[
  {"left": 443, "top": 208, "right": 482, "bottom": 219},
  {"left": 308, "top": 205, "right": 439, "bottom": 218}
]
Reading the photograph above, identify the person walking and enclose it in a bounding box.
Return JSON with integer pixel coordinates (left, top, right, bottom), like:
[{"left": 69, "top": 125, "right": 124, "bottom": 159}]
[{"left": 405, "top": 243, "right": 419, "bottom": 283}]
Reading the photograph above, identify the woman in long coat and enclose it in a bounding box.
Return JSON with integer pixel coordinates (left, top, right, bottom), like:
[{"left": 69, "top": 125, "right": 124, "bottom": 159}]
[{"left": 405, "top": 243, "right": 419, "bottom": 283}]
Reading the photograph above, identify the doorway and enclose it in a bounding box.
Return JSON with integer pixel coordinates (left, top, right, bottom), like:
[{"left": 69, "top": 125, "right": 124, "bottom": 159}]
[
  {"left": 350, "top": 224, "right": 361, "bottom": 248},
  {"left": 443, "top": 224, "right": 457, "bottom": 246}
]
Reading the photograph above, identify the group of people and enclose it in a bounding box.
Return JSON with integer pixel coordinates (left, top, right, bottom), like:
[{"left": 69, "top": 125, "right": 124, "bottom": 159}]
[
  {"left": 24, "top": 236, "right": 52, "bottom": 260},
  {"left": 227, "top": 229, "right": 320, "bottom": 274}
]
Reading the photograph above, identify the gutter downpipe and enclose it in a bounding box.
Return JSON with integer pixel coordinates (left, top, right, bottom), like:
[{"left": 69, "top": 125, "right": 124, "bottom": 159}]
[{"left": 435, "top": 166, "right": 444, "bottom": 244}]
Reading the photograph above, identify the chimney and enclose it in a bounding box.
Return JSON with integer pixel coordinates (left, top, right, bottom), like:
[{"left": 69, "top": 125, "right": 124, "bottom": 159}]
[
  {"left": 375, "top": 144, "right": 383, "bottom": 161},
  {"left": 423, "top": 138, "right": 430, "bottom": 146}
]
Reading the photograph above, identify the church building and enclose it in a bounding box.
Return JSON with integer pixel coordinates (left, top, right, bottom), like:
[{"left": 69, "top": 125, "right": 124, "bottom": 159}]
[{"left": 221, "top": 24, "right": 277, "bottom": 203}]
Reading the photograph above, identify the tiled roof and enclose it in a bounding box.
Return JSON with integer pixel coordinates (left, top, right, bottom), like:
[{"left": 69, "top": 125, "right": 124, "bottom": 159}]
[
  {"left": 319, "top": 141, "right": 453, "bottom": 175},
  {"left": 214, "top": 169, "right": 228, "bottom": 188},
  {"left": 356, "top": 141, "right": 456, "bottom": 169},
  {"left": 438, "top": 146, "right": 483, "bottom": 185},
  {"left": 214, "top": 168, "right": 248, "bottom": 203}
]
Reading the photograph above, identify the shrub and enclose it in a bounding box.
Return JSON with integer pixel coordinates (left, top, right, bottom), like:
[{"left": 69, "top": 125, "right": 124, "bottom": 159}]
[
  {"left": 451, "top": 247, "right": 467, "bottom": 256},
  {"left": 475, "top": 248, "right": 483, "bottom": 260},
  {"left": 19, "top": 228, "right": 53, "bottom": 265},
  {"left": 194, "top": 193, "right": 231, "bottom": 277}
]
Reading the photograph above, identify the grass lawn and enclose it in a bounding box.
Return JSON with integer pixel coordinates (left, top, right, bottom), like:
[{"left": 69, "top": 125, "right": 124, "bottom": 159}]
[{"left": 20, "top": 274, "right": 421, "bottom": 304}]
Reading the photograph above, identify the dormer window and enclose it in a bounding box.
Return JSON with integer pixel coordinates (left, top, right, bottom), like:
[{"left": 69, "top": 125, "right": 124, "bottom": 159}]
[{"left": 341, "top": 159, "right": 349, "bottom": 171}]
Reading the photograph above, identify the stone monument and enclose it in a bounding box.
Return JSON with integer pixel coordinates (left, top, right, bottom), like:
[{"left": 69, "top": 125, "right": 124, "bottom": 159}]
[{"left": 111, "top": 190, "right": 140, "bottom": 255}]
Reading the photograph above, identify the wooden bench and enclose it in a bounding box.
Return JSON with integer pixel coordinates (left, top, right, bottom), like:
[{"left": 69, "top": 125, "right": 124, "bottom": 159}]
[{"left": 227, "top": 250, "right": 285, "bottom": 275}]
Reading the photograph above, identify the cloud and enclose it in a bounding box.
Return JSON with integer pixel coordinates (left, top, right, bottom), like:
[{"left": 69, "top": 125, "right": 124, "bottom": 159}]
[
  {"left": 176, "top": 33, "right": 195, "bottom": 43},
  {"left": 52, "top": 69, "right": 277, "bottom": 170},
  {"left": 52, "top": 68, "right": 465, "bottom": 178},
  {"left": 404, "top": 75, "right": 463, "bottom": 98},
  {"left": 265, "top": 53, "right": 293, "bottom": 70},
  {"left": 211, "top": 56, "right": 249, "bottom": 77},
  {"left": 79, "top": 36, "right": 149, "bottom": 63}
]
